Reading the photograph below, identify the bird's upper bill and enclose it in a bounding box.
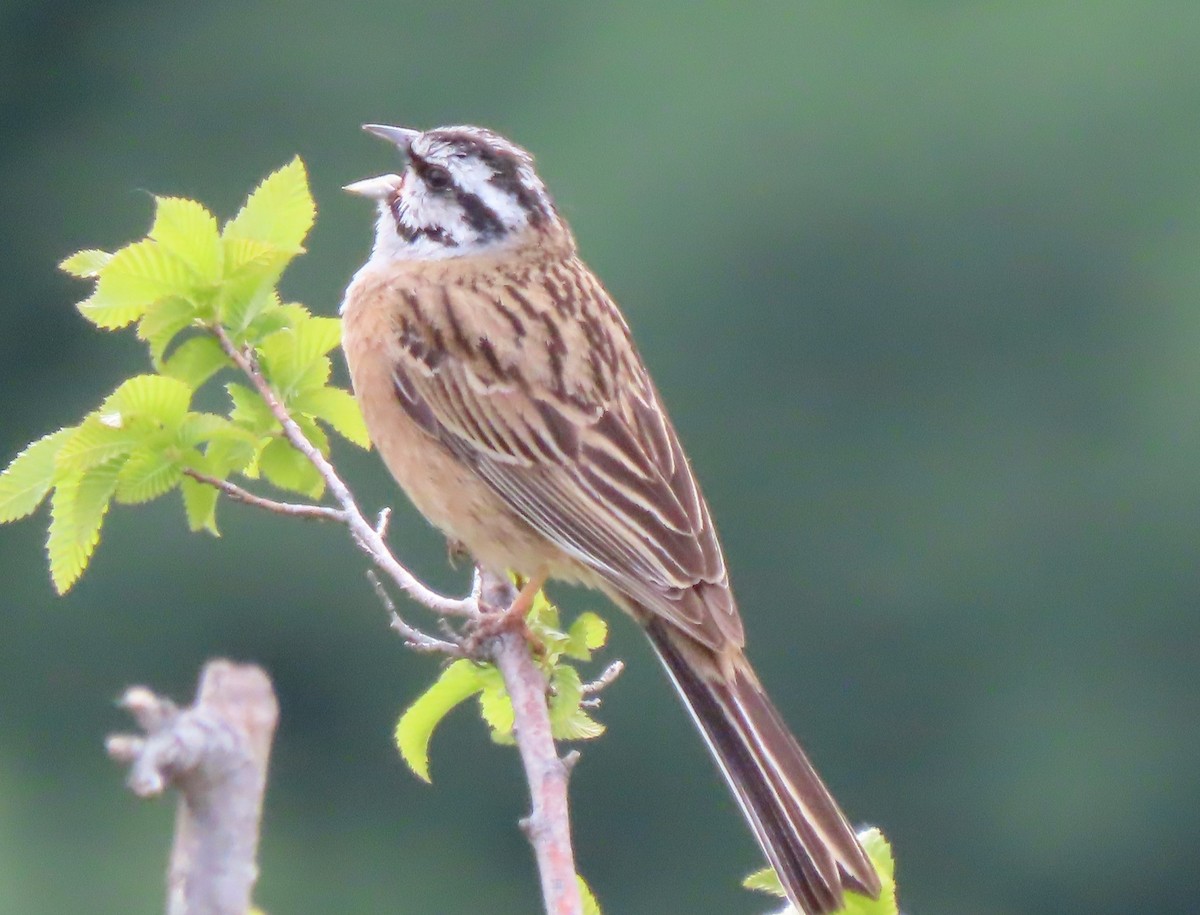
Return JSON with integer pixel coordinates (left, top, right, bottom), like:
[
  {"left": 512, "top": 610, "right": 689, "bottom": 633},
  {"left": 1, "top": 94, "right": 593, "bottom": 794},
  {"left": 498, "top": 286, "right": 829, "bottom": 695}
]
[{"left": 362, "top": 123, "right": 421, "bottom": 150}]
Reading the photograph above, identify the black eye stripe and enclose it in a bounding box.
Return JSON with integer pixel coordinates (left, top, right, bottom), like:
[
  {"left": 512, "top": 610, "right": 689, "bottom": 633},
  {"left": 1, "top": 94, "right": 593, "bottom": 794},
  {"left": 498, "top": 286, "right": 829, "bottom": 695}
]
[
  {"left": 454, "top": 189, "right": 505, "bottom": 238},
  {"left": 399, "top": 130, "right": 555, "bottom": 244}
]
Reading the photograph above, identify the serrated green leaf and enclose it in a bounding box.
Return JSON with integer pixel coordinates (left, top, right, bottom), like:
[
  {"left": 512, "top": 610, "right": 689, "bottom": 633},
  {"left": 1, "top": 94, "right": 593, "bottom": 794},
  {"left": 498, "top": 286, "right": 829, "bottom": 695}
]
[
  {"left": 77, "top": 239, "right": 195, "bottom": 330},
  {"left": 837, "top": 829, "right": 896, "bottom": 915},
  {"left": 162, "top": 336, "right": 229, "bottom": 389},
  {"left": 138, "top": 296, "right": 202, "bottom": 365},
  {"left": 744, "top": 827, "right": 896, "bottom": 915},
  {"left": 564, "top": 612, "right": 608, "bottom": 661},
  {"left": 54, "top": 416, "right": 144, "bottom": 474},
  {"left": 258, "top": 437, "right": 323, "bottom": 498},
  {"left": 101, "top": 375, "right": 192, "bottom": 429},
  {"left": 114, "top": 447, "right": 183, "bottom": 504},
  {"left": 549, "top": 666, "right": 605, "bottom": 741},
  {"left": 150, "top": 197, "right": 220, "bottom": 279},
  {"left": 77, "top": 294, "right": 148, "bottom": 330},
  {"left": 244, "top": 301, "right": 304, "bottom": 342},
  {"left": 0, "top": 429, "right": 73, "bottom": 523},
  {"left": 178, "top": 412, "right": 236, "bottom": 447},
  {"left": 221, "top": 236, "right": 283, "bottom": 274},
  {"left": 578, "top": 875, "right": 602, "bottom": 915},
  {"left": 219, "top": 270, "right": 280, "bottom": 334},
  {"left": 477, "top": 666, "right": 516, "bottom": 745},
  {"left": 203, "top": 433, "right": 259, "bottom": 479},
  {"left": 223, "top": 157, "right": 315, "bottom": 253},
  {"left": 180, "top": 474, "right": 220, "bottom": 535},
  {"left": 743, "top": 867, "right": 785, "bottom": 897},
  {"left": 258, "top": 316, "right": 341, "bottom": 400},
  {"left": 395, "top": 660, "right": 488, "bottom": 782},
  {"left": 292, "top": 414, "right": 330, "bottom": 458},
  {"left": 296, "top": 315, "right": 342, "bottom": 357},
  {"left": 292, "top": 386, "right": 370, "bottom": 449},
  {"left": 47, "top": 461, "right": 120, "bottom": 593},
  {"left": 59, "top": 249, "right": 112, "bottom": 278},
  {"left": 226, "top": 382, "right": 277, "bottom": 434}
]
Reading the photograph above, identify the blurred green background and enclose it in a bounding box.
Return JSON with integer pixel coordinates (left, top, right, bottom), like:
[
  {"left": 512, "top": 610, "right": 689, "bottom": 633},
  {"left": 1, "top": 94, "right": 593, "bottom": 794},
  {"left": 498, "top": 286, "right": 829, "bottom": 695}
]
[{"left": 3, "top": 2, "right": 1199, "bottom": 913}]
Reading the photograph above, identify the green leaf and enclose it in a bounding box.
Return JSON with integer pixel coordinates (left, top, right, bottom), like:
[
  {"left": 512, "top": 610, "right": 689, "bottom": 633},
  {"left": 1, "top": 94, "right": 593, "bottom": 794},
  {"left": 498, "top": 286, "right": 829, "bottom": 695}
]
[
  {"left": 395, "top": 660, "right": 488, "bottom": 782},
  {"left": 226, "top": 382, "right": 277, "bottom": 434},
  {"left": 47, "top": 461, "right": 120, "bottom": 593},
  {"left": 113, "top": 446, "right": 183, "bottom": 505},
  {"left": 742, "top": 867, "right": 785, "bottom": 897},
  {"left": 223, "top": 157, "right": 315, "bottom": 253},
  {"left": 578, "top": 875, "right": 602, "bottom": 915},
  {"left": 180, "top": 474, "right": 220, "bottom": 535},
  {"left": 218, "top": 270, "right": 280, "bottom": 334},
  {"left": 291, "top": 386, "right": 370, "bottom": 449},
  {"left": 258, "top": 437, "right": 323, "bottom": 498},
  {"left": 138, "top": 296, "right": 202, "bottom": 365},
  {"left": 149, "top": 197, "right": 221, "bottom": 279},
  {"left": 0, "top": 429, "right": 73, "bottom": 523},
  {"left": 101, "top": 374, "right": 192, "bottom": 429},
  {"left": 476, "top": 666, "right": 516, "bottom": 744},
  {"left": 77, "top": 239, "right": 195, "bottom": 329},
  {"left": 243, "top": 301, "right": 304, "bottom": 342},
  {"left": 221, "top": 236, "right": 285, "bottom": 275},
  {"left": 257, "top": 316, "right": 341, "bottom": 399},
  {"left": 295, "top": 315, "right": 342, "bottom": 358},
  {"left": 744, "top": 827, "right": 897, "bottom": 915},
  {"left": 54, "top": 416, "right": 144, "bottom": 474},
  {"left": 59, "top": 249, "right": 112, "bottom": 278},
  {"left": 203, "top": 433, "right": 259, "bottom": 479},
  {"left": 162, "top": 336, "right": 229, "bottom": 389},
  {"left": 564, "top": 612, "right": 608, "bottom": 661},
  {"left": 178, "top": 412, "right": 236, "bottom": 447},
  {"left": 293, "top": 416, "right": 330, "bottom": 461},
  {"left": 548, "top": 666, "right": 605, "bottom": 740}
]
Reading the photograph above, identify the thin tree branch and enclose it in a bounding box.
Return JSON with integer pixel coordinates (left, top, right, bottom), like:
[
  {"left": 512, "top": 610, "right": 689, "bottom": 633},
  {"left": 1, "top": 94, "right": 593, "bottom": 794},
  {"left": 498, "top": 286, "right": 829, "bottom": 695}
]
[
  {"left": 183, "top": 468, "right": 346, "bottom": 521},
  {"left": 480, "top": 572, "right": 584, "bottom": 915},
  {"left": 107, "top": 660, "right": 279, "bottom": 915}
]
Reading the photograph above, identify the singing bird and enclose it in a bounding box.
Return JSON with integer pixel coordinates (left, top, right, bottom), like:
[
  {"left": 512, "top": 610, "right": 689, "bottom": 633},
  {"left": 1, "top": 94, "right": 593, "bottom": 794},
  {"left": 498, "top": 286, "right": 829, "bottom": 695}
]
[{"left": 340, "top": 123, "right": 880, "bottom": 914}]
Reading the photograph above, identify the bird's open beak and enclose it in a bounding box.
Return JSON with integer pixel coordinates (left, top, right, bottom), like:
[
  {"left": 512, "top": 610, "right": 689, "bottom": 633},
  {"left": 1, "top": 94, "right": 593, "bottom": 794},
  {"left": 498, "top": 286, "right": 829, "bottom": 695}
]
[
  {"left": 362, "top": 123, "right": 422, "bottom": 152},
  {"left": 344, "top": 124, "right": 420, "bottom": 198}
]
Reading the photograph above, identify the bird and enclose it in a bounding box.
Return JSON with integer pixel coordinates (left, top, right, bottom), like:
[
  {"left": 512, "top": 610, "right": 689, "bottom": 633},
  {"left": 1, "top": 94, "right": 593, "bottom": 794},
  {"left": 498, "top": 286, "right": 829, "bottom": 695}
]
[{"left": 340, "top": 123, "right": 880, "bottom": 914}]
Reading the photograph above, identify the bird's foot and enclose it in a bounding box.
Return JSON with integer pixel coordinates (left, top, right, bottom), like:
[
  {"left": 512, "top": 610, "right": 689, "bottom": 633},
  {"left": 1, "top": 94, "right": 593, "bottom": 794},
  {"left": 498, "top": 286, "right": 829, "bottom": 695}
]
[{"left": 465, "top": 568, "right": 548, "bottom": 656}]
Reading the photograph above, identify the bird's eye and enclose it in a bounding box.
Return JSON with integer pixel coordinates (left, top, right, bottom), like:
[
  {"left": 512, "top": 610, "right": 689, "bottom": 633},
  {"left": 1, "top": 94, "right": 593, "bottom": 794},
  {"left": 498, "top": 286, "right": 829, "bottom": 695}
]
[{"left": 424, "top": 165, "right": 452, "bottom": 192}]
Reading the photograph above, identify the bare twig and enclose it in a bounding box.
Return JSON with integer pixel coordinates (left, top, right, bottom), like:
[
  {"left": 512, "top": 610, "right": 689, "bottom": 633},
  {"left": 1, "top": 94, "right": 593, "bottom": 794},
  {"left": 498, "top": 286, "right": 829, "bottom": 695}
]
[
  {"left": 205, "top": 322, "right": 586, "bottom": 915},
  {"left": 367, "top": 571, "right": 465, "bottom": 656},
  {"left": 107, "top": 660, "right": 279, "bottom": 915},
  {"left": 183, "top": 468, "right": 346, "bottom": 522},
  {"left": 375, "top": 506, "right": 391, "bottom": 537},
  {"left": 581, "top": 660, "right": 625, "bottom": 700}
]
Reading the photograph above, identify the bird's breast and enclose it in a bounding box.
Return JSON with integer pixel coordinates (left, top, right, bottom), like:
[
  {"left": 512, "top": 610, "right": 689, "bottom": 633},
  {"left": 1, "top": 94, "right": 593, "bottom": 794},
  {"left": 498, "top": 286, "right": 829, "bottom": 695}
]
[{"left": 339, "top": 261, "right": 578, "bottom": 581}]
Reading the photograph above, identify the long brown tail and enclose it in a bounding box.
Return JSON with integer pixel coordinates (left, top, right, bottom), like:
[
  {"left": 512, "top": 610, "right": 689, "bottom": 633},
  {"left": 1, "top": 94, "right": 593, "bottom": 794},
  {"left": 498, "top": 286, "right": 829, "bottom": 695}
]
[{"left": 645, "top": 620, "right": 880, "bottom": 915}]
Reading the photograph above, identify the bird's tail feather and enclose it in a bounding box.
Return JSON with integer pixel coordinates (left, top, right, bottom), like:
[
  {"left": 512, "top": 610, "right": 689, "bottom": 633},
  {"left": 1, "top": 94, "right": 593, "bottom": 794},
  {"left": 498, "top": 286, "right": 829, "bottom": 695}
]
[{"left": 645, "top": 620, "right": 880, "bottom": 915}]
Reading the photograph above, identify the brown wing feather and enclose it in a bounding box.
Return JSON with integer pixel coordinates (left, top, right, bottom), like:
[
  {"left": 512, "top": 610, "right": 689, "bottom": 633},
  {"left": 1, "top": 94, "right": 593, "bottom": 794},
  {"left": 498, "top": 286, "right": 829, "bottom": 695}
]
[{"left": 390, "top": 262, "right": 742, "bottom": 649}]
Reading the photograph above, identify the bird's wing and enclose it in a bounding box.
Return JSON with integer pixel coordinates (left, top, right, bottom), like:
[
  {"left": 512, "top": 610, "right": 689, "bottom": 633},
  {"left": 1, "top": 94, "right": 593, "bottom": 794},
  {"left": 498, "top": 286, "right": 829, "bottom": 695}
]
[{"left": 389, "top": 267, "right": 742, "bottom": 649}]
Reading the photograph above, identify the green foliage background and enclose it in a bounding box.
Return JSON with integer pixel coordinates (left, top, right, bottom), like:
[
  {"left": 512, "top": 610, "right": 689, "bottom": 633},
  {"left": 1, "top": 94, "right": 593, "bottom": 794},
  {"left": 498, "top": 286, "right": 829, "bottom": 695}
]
[{"left": 2, "top": 3, "right": 1198, "bottom": 913}]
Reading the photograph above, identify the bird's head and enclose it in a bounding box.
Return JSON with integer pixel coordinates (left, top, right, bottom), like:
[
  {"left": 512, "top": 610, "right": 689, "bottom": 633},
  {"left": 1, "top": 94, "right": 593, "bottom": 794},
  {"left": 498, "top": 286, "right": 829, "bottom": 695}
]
[{"left": 345, "top": 124, "right": 567, "bottom": 262}]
